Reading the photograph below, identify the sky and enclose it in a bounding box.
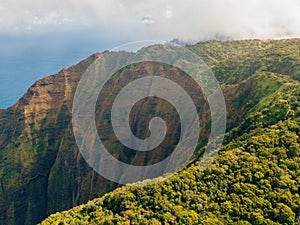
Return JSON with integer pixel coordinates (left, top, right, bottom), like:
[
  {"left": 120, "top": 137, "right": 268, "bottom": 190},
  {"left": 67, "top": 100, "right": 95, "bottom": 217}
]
[
  {"left": 0, "top": 0, "right": 299, "bottom": 40},
  {"left": 0, "top": 0, "right": 299, "bottom": 108}
]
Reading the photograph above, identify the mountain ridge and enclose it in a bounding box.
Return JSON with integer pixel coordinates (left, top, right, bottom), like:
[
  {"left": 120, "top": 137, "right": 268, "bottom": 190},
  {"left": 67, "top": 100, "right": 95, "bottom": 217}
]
[{"left": 0, "top": 38, "right": 299, "bottom": 225}]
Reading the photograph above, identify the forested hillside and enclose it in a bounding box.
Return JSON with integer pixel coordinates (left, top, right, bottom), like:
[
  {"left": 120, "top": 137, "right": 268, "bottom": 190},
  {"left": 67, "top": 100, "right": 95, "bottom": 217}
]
[
  {"left": 0, "top": 39, "right": 299, "bottom": 225},
  {"left": 41, "top": 39, "right": 299, "bottom": 224}
]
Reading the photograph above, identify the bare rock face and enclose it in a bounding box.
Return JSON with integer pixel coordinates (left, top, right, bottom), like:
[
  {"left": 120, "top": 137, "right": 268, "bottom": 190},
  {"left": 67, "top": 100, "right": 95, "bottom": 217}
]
[{"left": 0, "top": 39, "right": 299, "bottom": 225}]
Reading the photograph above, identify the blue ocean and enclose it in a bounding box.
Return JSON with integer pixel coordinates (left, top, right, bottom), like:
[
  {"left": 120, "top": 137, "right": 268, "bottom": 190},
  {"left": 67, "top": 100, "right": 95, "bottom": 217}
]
[{"left": 0, "top": 33, "right": 118, "bottom": 108}]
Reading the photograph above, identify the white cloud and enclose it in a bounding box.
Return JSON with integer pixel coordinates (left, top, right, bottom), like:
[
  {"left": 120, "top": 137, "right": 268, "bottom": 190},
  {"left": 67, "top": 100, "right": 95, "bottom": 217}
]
[
  {"left": 164, "top": 7, "right": 173, "bottom": 19},
  {"left": 32, "top": 11, "right": 72, "bottom": 25},
  {"left": 0, "top": 0, "right": 299, "bottom": 41},
  {"left": 141, "top": 16, "right": 155, "bottom": 25}
]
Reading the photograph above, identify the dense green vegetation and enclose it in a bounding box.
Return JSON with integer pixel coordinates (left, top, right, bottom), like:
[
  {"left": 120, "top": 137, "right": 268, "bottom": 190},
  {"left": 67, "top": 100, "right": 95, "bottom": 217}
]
[
  {"left": 40, "top": 39, "right": 300, "bottom": 224},
  {"left": 188, "top": 39, "right": 300, "bottom": 83},
  {"left": 41, "top": 117, "right": 300, "bottom": 224},
  {"left": 0, "top": 38, "right": 298, "bottom": 224}
]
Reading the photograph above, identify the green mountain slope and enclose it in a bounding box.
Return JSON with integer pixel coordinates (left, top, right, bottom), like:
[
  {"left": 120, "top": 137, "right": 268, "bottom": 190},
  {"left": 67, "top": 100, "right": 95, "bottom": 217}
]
[
  {"left": 0, "top": 39, "right": 299, "bottom": 225},
  {"left": 41, "top": 73, "right": 300, "bottom": 224},
  {"left": 41, "top": 39, "right": 300, "bottom": 225}
]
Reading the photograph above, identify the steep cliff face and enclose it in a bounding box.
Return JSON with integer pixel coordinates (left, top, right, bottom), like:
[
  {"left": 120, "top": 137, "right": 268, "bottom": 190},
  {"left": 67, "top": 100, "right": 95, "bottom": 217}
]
[
  {"left": 41, "top": 40, "right": 299, "bottom": 225},
  {"left": 0, "top": 39, "right": 299, "bottom": 225},
  {"left": 0, "top": 54, "right": 119, "bottom": 225}
]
